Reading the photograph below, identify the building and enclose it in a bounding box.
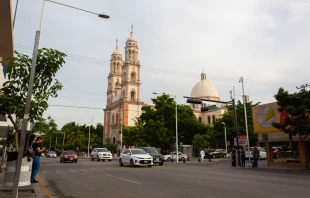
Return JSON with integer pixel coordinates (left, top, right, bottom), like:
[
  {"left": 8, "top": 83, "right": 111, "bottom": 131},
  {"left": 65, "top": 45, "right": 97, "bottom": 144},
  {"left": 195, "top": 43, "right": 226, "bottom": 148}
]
[
  {"left": 252, "top": 102, "right": 310, "bottom": 167},
  {"left": 189, "top": 71, "right": 226, "bottom": 125},
  {"left": 103, "top": 30, "right": 149, "bottom": 148}
]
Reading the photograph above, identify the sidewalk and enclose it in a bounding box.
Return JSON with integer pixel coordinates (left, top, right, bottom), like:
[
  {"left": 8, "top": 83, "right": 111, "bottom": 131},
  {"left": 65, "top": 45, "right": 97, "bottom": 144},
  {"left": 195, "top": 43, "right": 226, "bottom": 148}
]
[{"left": 0, "top": 158, "right": 46, "bottom": 198}]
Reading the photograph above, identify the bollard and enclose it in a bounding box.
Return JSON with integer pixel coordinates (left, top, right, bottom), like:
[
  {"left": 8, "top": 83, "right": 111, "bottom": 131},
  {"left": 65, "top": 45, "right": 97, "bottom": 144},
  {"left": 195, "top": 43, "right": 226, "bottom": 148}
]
[
  {"left": 198, "top": 158, "right": 201, "bottom": 162},
  {"left": 209, "top": 158, "right": 211, "bottom": 162},
  {"left": 183, "top": 158, "right": 186, "bottom": 163}
]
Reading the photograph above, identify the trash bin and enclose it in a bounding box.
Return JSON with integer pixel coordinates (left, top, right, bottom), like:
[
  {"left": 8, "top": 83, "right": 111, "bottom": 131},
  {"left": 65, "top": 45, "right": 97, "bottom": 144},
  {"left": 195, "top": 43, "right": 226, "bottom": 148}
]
[{"left": 3, "top": 152, "right": 32, "bottom": 187}]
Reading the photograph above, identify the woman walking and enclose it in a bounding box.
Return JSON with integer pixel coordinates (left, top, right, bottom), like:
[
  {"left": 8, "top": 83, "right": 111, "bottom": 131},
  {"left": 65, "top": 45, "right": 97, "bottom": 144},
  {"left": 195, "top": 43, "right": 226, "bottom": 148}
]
[{"left": 31, "top": 136, "right": 45, "bottom": 183}]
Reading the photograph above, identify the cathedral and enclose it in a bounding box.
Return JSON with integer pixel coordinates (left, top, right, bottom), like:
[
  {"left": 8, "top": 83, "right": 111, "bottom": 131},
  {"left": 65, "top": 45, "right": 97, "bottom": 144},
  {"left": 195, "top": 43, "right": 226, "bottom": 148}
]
[
  {"left": 103, "top": 29, "right": 147, "bottom": 149},
  {"left": 103, "top": 29, "right": 226, "bottom": 150}
]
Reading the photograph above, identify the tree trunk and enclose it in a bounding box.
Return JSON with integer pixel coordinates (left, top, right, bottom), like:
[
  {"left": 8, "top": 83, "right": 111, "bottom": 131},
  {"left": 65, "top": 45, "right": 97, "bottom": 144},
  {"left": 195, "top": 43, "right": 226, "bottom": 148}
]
[
  {"left": 299, "top": 134, "right": 309, "bottom": 170},
  {"left": 8, "top": 115, "right": 19, "bottom": 151}
]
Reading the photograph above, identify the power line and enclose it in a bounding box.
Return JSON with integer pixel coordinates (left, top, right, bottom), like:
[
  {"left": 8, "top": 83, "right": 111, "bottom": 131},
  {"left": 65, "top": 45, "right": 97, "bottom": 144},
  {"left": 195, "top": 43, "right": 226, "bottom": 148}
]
[{"left": 14, "top": 45, "right": 306, "bottom": 87}]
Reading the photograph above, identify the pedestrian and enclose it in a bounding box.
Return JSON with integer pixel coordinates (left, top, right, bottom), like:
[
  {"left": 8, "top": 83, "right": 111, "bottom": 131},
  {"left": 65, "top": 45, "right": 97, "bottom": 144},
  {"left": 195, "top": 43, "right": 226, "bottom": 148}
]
[
  {"left": 231, "top": 147, "right": 236, "bottom": 167},
  {"left": 241, "top": 147, "right": 245, "bottom": 168},
  {"left": 31, "top": 136, "right": 45, "bottom": 183},
  {"left": 200, "top": 149, "right": 205, "bottom": 162},
  {"left": 252, "top": 146, "right": 259, "bottom": 168}
]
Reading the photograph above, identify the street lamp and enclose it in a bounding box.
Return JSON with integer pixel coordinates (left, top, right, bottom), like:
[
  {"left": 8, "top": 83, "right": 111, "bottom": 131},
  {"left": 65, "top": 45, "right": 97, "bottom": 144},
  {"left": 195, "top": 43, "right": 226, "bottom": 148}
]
[
  {"left": 12, "top": 1, "right": 109, "bottom": 196},
  {"left": 88, "top": 117, "right": 94, "bottom": 157},
  {"left": 153, "top": 92, "right": 178, "bottom": 163},
  {"left": 221, "top": 122, "right": 227, "bottom": 157},
  {"left": 120, "top": 105, "right": 123, "bottom": 152},
  {"left": 239, "top": 77, "right": 250, "bottom": 164}
]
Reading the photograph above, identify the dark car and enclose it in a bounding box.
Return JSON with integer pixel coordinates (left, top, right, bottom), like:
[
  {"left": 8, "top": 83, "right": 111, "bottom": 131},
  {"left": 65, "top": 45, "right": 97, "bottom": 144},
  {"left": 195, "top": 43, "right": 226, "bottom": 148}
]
[
  {"left": 137, "top": 147, "right": 164, "bottom": 166},
  {"left": 60, "top": 150, "right": 78, "bottom": 163},
  {"left": 205, "top": 149, "right": 226, "bottom": 159}
]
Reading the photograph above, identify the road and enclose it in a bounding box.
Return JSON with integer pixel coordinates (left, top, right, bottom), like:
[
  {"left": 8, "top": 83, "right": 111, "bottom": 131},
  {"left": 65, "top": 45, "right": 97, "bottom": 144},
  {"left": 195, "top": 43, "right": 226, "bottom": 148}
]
[{"left": 37, "top": 157, "right": 310, "bottom": 198}]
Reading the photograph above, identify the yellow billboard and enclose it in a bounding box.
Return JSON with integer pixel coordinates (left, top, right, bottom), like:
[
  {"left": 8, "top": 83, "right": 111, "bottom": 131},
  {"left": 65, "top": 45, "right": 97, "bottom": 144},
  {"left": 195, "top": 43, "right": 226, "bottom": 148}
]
[{"left": 252, "top": 102, "right": 283, "bottom": 134}]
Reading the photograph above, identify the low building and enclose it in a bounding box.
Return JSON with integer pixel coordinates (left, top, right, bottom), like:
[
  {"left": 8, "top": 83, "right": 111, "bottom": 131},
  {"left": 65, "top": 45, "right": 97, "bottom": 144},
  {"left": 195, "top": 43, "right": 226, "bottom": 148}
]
[{"left": 252, "top": 102, "right": 310, "bottom": 167}]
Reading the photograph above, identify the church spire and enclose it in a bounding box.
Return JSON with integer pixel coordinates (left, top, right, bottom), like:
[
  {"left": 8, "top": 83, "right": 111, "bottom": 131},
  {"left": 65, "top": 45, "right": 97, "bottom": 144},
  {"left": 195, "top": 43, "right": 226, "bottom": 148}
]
[
  {"left": 116, "top": 39, "right": 118, "bottom": 50},
  {"left": 131, "top": 24, "right": 134, "bottom": 33}
]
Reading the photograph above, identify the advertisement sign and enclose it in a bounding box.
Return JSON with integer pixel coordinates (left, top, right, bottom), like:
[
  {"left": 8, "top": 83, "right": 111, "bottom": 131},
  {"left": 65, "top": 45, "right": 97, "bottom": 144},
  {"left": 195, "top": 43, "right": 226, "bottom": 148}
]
[{"left": 238, "top": 136, "right": 247, "bottom": 145}]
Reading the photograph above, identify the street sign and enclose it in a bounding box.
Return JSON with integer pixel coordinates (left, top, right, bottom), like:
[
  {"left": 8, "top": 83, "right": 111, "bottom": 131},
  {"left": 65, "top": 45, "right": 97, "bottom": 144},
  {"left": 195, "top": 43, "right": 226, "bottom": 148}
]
[
  {"left": 238, "top": 136, "right": 247, "bottom": 145},
  {"left": 207, "top": 105, "right": 217, "bottom": 110}
]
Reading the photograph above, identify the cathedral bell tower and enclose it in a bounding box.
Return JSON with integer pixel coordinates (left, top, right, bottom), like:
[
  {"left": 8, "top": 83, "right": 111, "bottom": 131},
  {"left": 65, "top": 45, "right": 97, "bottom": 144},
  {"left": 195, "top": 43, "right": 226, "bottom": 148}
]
[
  {"left": 122, "top": 27, "right": 141, "bottom": 101},
  {"left": 107, "top": 40, "right": 123, "bottom": 105}
]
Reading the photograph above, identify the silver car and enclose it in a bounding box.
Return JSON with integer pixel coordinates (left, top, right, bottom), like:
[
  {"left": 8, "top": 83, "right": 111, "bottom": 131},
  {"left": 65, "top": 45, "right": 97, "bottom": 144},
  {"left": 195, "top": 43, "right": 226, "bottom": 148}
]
[{"left": 47, "top": 151, "right": 57, "bottom": 158}]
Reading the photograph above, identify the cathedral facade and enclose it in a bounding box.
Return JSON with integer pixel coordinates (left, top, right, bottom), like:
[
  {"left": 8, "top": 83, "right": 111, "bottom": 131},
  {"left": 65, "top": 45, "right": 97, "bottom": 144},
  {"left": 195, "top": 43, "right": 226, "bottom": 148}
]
[{"left": 103, "top": 30, "right": 146, "bottom": 148}]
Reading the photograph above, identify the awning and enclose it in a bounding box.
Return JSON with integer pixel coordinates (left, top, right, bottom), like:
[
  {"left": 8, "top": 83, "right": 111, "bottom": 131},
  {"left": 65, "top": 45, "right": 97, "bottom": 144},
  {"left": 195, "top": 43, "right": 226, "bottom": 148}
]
[{"left": 0, "top": 0, "right": 14, "bottom": 67}]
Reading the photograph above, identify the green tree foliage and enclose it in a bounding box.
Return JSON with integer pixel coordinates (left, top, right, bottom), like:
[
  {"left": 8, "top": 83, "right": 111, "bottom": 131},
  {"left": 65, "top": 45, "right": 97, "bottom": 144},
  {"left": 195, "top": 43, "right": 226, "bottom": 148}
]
[
  {"left": 104, "top": 138, "right": 117, "bottom": 153},
  {"left": 192, "top": 133, "right": 210, "bottom": 152},
  {"left": 0, "top": 49, "right": 66, "bottom": 150},
  {"left": 272, "top": 88, "right": 310, "bottom": 169},
  {"left": 32, "top": 116, "right": 58, "bottom": 150},
  {"left": 212, "top": 101, "right": 260, "bottom": 148}
]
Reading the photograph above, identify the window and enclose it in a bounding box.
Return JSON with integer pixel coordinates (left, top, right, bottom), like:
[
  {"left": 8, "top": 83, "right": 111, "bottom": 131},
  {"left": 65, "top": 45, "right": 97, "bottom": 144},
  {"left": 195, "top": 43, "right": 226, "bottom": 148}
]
[
  {"left": 198, "top": 117, "right": 202, "bottom": 122},
  {"left": 115, "top": 89, "right": 117, "bottom": 96},
  {"left": 130, "top": 90, "right": 135, "bottom": 101},
  {"left": 122, "top": 90, "right": 125, "bottom": 98},
  {"left": 116, "top": 114, "right": 118, "bottom": 123},
  {"left": 112, "top": 137, "right": 116, "bottom": 144},
  {"left": 208, "top": 116, "right": 211, "bottom": 124},
  {"left": 192, "top": 104, "right": 195, "bottom": 108},
  {"left": 131, "top": 72, "right": 136, "bottom": 82},
  {"left": 212, "top": 115, "right": 216, "bottom": 123},
  {"left": 123, "top": 150, "right": 128, "bottom": 154},
  {"left": 112, "top": 114, "right": 115, "bottom": 124}
]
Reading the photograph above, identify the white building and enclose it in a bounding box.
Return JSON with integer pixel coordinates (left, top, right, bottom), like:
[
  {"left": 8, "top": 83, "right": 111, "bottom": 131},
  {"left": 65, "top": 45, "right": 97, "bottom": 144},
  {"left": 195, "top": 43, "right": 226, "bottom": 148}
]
[
  {"left": 103, "top": 30, "right": 150, "bottom": 148},
  {"left": 189, "top": 71, "right": 226, "bottom": 125}
]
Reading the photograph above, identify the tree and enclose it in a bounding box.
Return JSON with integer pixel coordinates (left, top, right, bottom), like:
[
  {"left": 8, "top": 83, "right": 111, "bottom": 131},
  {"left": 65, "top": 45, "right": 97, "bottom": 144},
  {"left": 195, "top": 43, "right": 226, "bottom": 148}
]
[
  {"left": 192, "top": 133, "right": 210, "bottom": 153},
  {"left": 104, "top": 138, "right": 117, "bottom": 153},
  {"left": 272, "top": 88, "right": 310, "bottom": 170},
  {"left": 32, "top": 116, "right": 58, "bottom": 150},
  {"left": 0, "top": 49, "right": 66, "bottom": 150}
]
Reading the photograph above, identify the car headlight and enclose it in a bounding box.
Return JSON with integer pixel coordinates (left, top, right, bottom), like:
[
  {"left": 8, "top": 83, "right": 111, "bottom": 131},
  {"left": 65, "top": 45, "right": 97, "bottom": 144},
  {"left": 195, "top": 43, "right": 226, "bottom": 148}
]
[{"left": 75, "top": 156, "right": 78, "bottom": 158}]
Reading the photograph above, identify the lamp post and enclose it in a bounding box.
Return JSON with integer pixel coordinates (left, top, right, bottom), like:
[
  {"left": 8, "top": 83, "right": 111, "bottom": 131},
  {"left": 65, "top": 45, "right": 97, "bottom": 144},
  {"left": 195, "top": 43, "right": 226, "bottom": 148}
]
[
  {"left": 12, "top": 1, "right": 109, "bottom": 196},
  {"left": 88, "top": 117, "right": 94, "bottom": 157},
  {"left": 120, "top": 105, "right": 123, "bottom": 152},
  {"left": 239, "top": 77, "right": 250, "bottom": 164},
  {"left": 221, "top": 122, "right": 227, "bottom": 156},
  {"left": 153, "top": 92, "right": 178, "bottom": 163}
]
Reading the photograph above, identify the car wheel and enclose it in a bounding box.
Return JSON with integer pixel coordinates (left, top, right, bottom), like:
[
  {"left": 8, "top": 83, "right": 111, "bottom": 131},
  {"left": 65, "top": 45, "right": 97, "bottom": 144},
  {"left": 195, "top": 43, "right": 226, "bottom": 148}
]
[
  {"left": 148, "top": 165, "right": 152, "bottom": 167},
  {"left": 108, "top": 159, "right": 112, "bottom": 162},
  {"left": 167, "top": 157, "right": 171, "bottom": 162},
  {"left": 60, "top": 159, "right": 62, "bottom": 163},
  {"left": 222, "top": 155, "right": 225, "bottom": 158},
  {"left": 97, "top": 156, "right": 100, "bottom": 161},
  {"left": 102, "top": 159, "right": 105, "bottom": 161},
  {"left": 130, "top": 159, "right": 134, "bottom": 167},
  {"left": 159, "top": 162, "right": 163, "bottom": 166},
  {"left": 119, "top": 159, "right": 123, "bottom": 166},
  {"left": 180, "top": 157, "right": 184, "bottom": 161},
  {"left": 213, "top": 155, "right": 216, "bottom": 159},
  {"left": 75, "top": 160, "right": 78, "bottom": 163},
  {"left": 91, "top": 156, "right": 94, "bottom": 161}
]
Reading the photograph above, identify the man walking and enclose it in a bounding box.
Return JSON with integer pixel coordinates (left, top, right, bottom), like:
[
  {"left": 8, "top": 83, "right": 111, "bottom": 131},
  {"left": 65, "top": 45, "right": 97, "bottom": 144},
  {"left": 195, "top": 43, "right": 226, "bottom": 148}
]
[{"left": 200, "top": 149, "right": 205, "bottom": 162}]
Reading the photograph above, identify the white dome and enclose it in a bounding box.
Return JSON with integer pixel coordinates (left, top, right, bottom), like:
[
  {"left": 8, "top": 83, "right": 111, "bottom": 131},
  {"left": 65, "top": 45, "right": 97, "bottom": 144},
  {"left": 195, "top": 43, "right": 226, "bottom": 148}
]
[
  {"left": 112, "top": 47, "right": 122, "bottom": 55},
  {"left": 126, "top": 32, "right": 137, "bottom": 43},
  {"left": 190, "top": 72, "right": 219, "bottom": 98}
]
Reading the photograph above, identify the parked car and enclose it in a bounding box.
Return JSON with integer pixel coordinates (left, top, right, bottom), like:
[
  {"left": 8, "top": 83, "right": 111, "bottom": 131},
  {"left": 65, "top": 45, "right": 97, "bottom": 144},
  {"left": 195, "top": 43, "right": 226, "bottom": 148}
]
[
  {"left": 245, "top": 147, "right": 267, "bottom": 159},
  {"left": 205, "top": 149, "right": 226, "bottom": 158},
  {"left": 91, "top": 148, "right": 112, "bottom": 161},
  {"left": 47, "top": 151, "right": 57, "bottom": 158},
  {"left": 137, "top": 147, "right": 164, "bottom": 166},
  {"left": 60, "top": 150, "right": 78, "bottom": 163},
  {"left": 163, "top": 152, "right": 188, "bottom": 161},
  {"left": 119, "top": 149, "right": 153, "bottom": 167}
]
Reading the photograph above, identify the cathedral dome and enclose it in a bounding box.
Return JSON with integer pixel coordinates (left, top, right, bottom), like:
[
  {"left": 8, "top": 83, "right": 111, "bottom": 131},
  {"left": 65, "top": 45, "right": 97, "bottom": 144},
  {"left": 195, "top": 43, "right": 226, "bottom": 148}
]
[
  {"left": 190, "top": 72, "right": 219, "bottom": 98},
  {"left": 112, "top": 47, "right": 122, "bottom": 55},
  {"left": 126, "top": 32, "right": 138, "bottom": 43}
]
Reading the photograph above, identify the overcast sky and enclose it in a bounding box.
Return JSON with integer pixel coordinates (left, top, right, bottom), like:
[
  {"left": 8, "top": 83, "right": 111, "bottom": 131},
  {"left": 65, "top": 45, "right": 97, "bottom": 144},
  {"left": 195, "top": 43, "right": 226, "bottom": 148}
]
[{"left": 12, "top": 0, "right": 310, "bottom": 128}]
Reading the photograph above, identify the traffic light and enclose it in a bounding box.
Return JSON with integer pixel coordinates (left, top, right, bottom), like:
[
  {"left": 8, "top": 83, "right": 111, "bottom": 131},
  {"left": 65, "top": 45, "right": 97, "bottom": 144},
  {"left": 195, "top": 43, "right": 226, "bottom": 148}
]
[
  {"left": 186, "top": 98, "right": 202, "bottom": 104},
  {"left": 201, "top": 106, "right": 209, "bottom": 112}
]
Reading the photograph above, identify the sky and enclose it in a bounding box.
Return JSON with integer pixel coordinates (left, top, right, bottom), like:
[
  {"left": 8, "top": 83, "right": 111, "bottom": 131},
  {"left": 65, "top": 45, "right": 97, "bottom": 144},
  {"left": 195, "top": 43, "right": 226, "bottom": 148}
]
[{"left": 11, "top": 0, "right": 310, "bottom": 128}]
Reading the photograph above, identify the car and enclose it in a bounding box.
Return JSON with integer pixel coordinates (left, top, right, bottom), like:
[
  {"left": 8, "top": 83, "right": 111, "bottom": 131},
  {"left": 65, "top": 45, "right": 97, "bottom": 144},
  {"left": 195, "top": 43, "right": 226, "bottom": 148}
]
[
  {"left": 245, "top": 147, "right": 267, "bottom": 159},
  {"left": 60, "top": 150, "right": 78, "bottom": 163},
  {"left": 47, "top": 151, "right": 57, "bottom": 158},
  {"left": 119, "top": 149, "right": 153, "bottom": 167},
  {"left": 91, "top": 148, "right": 112, "bottom": 161},
  {"left": 205, "top": 149, "right": 226, "bottom": 158},
  {"left": 137, "top": 147, "right": 164, "bottom": 166},
  {"left": 163, "top": 152, "right": 188, "bottom": 161}
]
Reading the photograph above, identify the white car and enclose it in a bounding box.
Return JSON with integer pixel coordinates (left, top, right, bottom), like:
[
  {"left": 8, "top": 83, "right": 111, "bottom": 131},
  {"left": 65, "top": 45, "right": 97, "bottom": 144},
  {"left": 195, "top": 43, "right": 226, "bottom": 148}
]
[
  {"left": 46, "top": 151, "right": 57, "bottom": 158},
  {"left": 91, "top": 148, "right": 112, "bottom": 161},
  {"left": 119, "top": 149, "right": 153, "bottom": 167},
  {"left": 245, "top": 147, "right": 267, "bottom": 159},
  {"left": 163, "top": 152, "right": 188, "bottom": 161}
]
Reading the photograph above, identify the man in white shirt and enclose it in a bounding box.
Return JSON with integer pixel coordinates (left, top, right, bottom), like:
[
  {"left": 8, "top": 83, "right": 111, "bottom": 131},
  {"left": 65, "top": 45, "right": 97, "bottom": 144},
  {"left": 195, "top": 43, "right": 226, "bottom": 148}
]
[{"left": 200, "top": 149, "right": 205, "bottom": 162}]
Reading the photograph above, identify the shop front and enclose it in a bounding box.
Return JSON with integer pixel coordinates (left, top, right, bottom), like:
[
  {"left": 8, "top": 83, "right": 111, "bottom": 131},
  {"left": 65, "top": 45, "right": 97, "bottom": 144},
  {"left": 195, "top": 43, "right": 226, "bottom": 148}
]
[{"left": 252, "top": 102, "right": 310, "bottom": 167}]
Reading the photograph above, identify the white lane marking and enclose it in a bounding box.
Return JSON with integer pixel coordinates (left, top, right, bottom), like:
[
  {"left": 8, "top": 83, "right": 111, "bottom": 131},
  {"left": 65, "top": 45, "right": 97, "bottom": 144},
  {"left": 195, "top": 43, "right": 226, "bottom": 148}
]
[
  {"left": 106, "top": 174, "right": 142, "bottom": 184},
  {"left": 79, "top": 169, "right": 90, "bottom": 172}
]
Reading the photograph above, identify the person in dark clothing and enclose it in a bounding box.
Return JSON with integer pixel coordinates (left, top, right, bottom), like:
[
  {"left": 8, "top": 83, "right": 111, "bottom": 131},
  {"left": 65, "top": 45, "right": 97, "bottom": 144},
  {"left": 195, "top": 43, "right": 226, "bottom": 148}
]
[
  {"left": 31, "top": 136, "right": 45, "bottom": 183},
  {"left": 231, "top": 147, "right": 236, "bottom": 167},
  {"left": 252, "top": 146, "right": 259, "bottom": 168},
  {"left": 241, "top": 147, "right": 246, "bottom": 167}
]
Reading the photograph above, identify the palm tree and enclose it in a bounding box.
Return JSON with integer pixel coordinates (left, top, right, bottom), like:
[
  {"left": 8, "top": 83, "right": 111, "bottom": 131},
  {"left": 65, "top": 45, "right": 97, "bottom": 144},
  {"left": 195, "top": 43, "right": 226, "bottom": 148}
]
[{"left": 66, "top": 129, "right": 85, "bottom": 149}]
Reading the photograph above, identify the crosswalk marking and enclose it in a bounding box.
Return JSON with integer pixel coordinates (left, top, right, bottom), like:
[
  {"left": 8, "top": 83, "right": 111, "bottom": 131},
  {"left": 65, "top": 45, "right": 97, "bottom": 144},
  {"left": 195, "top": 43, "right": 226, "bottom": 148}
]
[
  {"left": 79, "top": 169, "right": 90, "bottom": 172},
  {"left": 68, "top": 169, "right": 77, "bottom": 172}
]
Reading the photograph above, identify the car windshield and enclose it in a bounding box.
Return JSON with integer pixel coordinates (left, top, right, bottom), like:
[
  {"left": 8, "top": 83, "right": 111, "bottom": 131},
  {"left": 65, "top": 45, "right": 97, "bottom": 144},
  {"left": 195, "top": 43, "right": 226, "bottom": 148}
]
[
  {"left": 145, "top": 148, "right": 159, "bottom": 154},
  {"left": 97, "top": 149, "right": 108, "bottom": 152},
  {"left": 64, "top": 151, "right": 75, "bottom": 155},
  {"left": 49, "top": 151, "right": 55, "bottom": 154},
  {"left": 131, "top": 149, "right": 147, "bottom": 154}
]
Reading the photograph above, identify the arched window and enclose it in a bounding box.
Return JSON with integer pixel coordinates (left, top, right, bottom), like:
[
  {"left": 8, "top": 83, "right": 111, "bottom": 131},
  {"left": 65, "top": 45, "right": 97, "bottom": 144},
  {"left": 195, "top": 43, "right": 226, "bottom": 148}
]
[
  {"left": 212, "top": 115, "right": 216, "bottom": 123},
  {"left": 192, "top": 104, "right": 195, "bottom": 108},
  {"left": 131, "top": 72, "right": 136, "bottom": 83},
  {"left": 115, "top": 89, "right": 117, "bottom": 96},
  {"left": 112, "top": 114, "right": 115, "bottom": 124},
  {"left": 208, "top": 116, "right": 211, "bottom": 124},
  {"left": 130, "top": 90, "right": 136, "bottom": 101},
  {"left": 198, "top": 117, "right": 202, "bottom": 122},
  {"left": 112, "top": 137, "right": 116, "bottom": 144},
  {"left": 116, "top": 113, "right": 119, "bottom": 124}
]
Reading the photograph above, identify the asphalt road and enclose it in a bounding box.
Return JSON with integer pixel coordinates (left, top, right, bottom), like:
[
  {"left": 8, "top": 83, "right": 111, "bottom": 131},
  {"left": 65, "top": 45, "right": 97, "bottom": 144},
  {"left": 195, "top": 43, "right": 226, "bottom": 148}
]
[{"left": 38, "top": 157, "right": 310, "bottom": 198}]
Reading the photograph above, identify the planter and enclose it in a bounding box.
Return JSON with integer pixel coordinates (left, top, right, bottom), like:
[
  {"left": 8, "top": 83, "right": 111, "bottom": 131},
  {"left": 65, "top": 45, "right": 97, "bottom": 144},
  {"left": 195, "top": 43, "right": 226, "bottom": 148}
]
[{"left": 3, "top": 152, "right": 32, "bottom": 187}]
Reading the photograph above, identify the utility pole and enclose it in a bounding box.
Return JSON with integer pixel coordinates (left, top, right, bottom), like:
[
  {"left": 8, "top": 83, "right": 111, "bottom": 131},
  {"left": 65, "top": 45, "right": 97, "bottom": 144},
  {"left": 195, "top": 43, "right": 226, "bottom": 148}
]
[{"left": 296, "top": 84, "right": 309, "bottom": 90}]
